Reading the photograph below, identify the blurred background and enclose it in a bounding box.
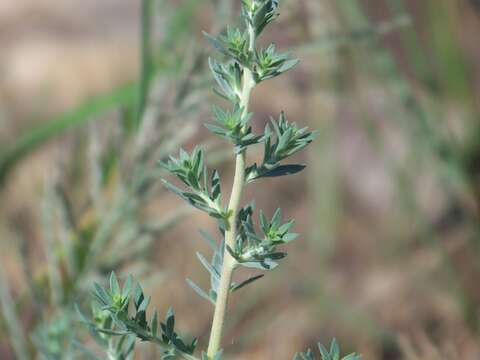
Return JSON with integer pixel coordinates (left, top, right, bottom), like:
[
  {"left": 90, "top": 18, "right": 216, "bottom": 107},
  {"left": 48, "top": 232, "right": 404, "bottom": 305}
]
[{"left": 1, "top": 0, "right": 480, "bottom": 359}]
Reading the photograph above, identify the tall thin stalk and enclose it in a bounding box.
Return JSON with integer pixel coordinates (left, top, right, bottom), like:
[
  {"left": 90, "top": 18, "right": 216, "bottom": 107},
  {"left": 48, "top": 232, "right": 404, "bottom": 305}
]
[
  {"left": 206, "top": 32, "right": 255, "bottom": 355},
  {"left": 161, "top": 1, "right": 315, "bottom": 357}
]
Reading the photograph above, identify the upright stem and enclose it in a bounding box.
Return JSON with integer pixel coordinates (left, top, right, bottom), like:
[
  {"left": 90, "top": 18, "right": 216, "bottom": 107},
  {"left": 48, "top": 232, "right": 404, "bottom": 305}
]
[{"left": 206, "top": 28, "right": 256, "bottom": 356}]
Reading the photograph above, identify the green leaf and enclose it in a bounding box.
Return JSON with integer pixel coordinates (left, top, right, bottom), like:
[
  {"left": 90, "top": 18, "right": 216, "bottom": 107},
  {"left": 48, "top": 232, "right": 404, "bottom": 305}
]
[
  {"left": 208, "top": 58, "right": 241, "bottom": 103},
  {"left": 199, "top": 229, "right": 217, "bottom": 249},
  {"left": 203, "top": 31, "right": 228, "bottom": 55},
  {"left": 330, "top": 339, "right": 340, "bottom": 360},
  {"left": 319, "top": 343, "right": 330, "bottom": 360},
  {"left": 161, "top": 149, "right": 228, "bottom": 220},
  {"left": 186, "top": 278, "right": 215, "bottom": 305},
  {"left": 255, "top": 44, "right": 299, "bottom": 81},
  {"left": 137, "top": 295, "right": 151, "bottom": 313},
  {"left": 293, "top": 348, "right": 315, "bottom": 360},
  {"left": 93, "top": 283, "right": 112, "bottom": 307},
  {"left": 277, "top": 58, "right": 300, "bottom": 73},
  {"left": 165, "top": 308, "right": 175, "bottom": 339},
  {"left": 240, "top": 260, "right": 278, "bottom": 270},
  {"left": 0, "top": 84, "right": 136, "bottom": 186},
  {"left": 151, "top": 311, "right": 158, "bottom": 337},
  {"left": 246, "top": 112, "right": 316, "bottom": 183},
  {"left": 161, "top": 179, "right": 186, "bottom": 198},
  {"left": 134, "top": 283, "right": 145, "bottom": 309},
  {"left": 196, "top": 252, "right": 221, "bottom": 291},
  {"left": 315, "top": 340, "right": 361, "bottom": 360},
  {"left": 75, "top": 304, "right": 89, "bottom": 324},
  {"left": 271, "top": 208, "right": 282, "bottom": 227},
  {"left": 109, "top": 272, "right": 120, "bottom": 296},
  {"left": 253, "top": 0, "right": 279, "bottom": 36},
  {"left": 230, "top": 274, "right": 264, "bottom": 292},
  {"left": 342, "top": 355, "right": 361, "bottom": 360},
  {"left": 122, "top": 275, "right": 133, "bottom": 299}
]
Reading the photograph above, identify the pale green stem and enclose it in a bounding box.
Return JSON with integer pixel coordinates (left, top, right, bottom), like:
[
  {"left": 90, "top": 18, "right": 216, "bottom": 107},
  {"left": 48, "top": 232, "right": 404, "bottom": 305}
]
[{"left": 206, "top": 22, "right": 256, "bottom": 357}]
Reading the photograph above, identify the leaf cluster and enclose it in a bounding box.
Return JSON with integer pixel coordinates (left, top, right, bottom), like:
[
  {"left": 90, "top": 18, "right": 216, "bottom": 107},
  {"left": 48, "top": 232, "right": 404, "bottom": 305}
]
[
  {"left": 246, "top": 112, "right": 316, "bottom": 182},
  {"left": 203, "top": 28, "right": 251, "bottom": 66},
  {"left": 241, "top": 0, "right": 279, "bottom": 37},
  {"left": 160, "top": 148, "right": 229, "bottom": 223},
  {"left": 78, "top": 273, "right": 197, "bottom": 360},
  {"left": 208, "top": 58, "right": 244, "bottom": 103},
  {"left": 205, "top": 3, "right": 298, "bottom": 103},
  {"left": 255, "top": 44, "right": 299, "bottom": 82},
  {"left": 226, "top": 205, "right": 299, "bottom": 270},
  {"left": 205, "top": 105, "right": 263, "bottom": 154},
  {"left": 203, "top": 0, "right": 300, "bottom": 156},
  {"left": 294, "top": 339, "right": 361, "bottom": 360}
]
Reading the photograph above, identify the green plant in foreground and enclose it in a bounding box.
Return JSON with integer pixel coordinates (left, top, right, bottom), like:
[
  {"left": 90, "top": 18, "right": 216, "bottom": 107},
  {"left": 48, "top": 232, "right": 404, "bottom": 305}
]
[
  {"left": 78, "top": 273, "right": 197, "bottom": 359},
  {"left": 79, "top": 1, "right": 358, "bottom": 358},
  {"left": 294, "top": 339, "right": 360, "bottom": 360}
]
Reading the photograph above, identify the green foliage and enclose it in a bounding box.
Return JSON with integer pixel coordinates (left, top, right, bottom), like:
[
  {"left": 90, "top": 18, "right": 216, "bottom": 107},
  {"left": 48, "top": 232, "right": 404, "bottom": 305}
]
[
  {"left": 159, "top": 0, "right": 326, "bottom": 358},
  {"left": 160, "top": 148, "right": 229, "bottom": 223},
  {"left": 0, "top": 2, "right": 214, "bottom": 358},
  {"left": 241, "top": 0, "right": 279, "bottom": 37},
  {"left": 226, "top": 206, "right": 299, "bottom": 270},
  {"left": 203, "top": 28, "right": 251, "bottom": 66},
  {"left": 246, "top": 112, "right": 316, "bottom": 182},
  {"left": 294, "top": 339, "right": 361, "bottom": 360},
  {"left": 167, "top": 0, "right": 323, "bottom": 356},
  {"left": 208, "top": 58, "right": 244, "bottom": 103},
  {"left": 254, "top": 44, "right": 299, "bottom": 82},
  {"left": 205, "top": 105, "right": 263, "bottom": 154},
  {"left": 78, "top": 273, "right": 197, "bottom": 360}
]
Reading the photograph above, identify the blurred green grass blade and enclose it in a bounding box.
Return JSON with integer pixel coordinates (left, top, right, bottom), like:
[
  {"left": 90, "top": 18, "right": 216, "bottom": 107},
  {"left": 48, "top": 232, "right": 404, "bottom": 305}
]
[
  {"left": 0, "top": 83, "right": 137, "bottom": 185},
  {"left": 135, "top": 0, "right": 200, "bottom": 129},
  {"left": 135, "top": 0, "right": 155, "bottom": 129},
  {"left": 423, "top": 0, "right": 472, "bottom": 99}
]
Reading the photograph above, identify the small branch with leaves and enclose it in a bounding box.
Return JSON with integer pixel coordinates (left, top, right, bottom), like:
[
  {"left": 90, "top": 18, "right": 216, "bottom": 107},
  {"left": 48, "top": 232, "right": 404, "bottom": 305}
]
[
  {"left": 163, "top": 0, "right": 315, "bottom": 357},
  {"left": 295, "top": 339, "right": 361, "bottom": 360},
  {"left": 77, "top": 273, "right": 199, "bottom": 360}
]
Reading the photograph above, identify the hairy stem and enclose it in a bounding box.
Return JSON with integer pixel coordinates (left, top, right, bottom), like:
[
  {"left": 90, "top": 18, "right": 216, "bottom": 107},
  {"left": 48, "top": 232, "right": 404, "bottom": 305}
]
[{"left": 206, "top": 63, "right": 255, "bottom": 360}]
